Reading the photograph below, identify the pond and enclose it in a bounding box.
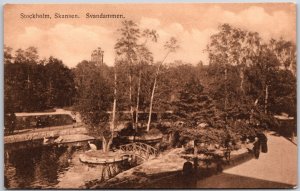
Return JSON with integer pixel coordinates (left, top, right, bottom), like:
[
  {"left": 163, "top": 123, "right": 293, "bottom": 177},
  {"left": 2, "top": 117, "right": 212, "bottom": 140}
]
[{"left": 4, "top": 144, "right": 132, "bottom": 189}]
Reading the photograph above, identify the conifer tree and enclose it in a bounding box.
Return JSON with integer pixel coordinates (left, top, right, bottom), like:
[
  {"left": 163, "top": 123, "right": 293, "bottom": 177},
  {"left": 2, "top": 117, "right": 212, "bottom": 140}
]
[
  {"left": 174, "top": 77, "right": 219, "bottom": 126},
  {"left": 173, "top": 77, "right": 225, "bottom": 143}
]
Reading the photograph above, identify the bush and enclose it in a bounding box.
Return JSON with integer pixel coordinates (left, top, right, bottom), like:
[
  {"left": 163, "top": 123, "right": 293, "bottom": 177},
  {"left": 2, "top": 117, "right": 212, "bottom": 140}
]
[
  {"left": 157, "top": 141, "right": 170, "bottom": 152},
  {"left": 155, "top": 122, "right": 172, "bottom": 134},
  {"left": 253, "top": 111, "right": 280, "bottom": 130},
  {"left": 147, "top": 128, "right": 162, "bottom": 136},
  {"left": 118, "top": 123, "right": 135, "bottom": 136}
]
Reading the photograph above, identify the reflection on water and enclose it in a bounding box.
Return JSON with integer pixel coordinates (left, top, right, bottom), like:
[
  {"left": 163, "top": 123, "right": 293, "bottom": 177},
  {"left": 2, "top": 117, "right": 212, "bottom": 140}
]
[
  {"left": 5, "top": 138, "right": 156, "bottom": 189},
  {"left": 5, "top": 145, "right": 73, "bottom": 189},
  {"left": 5, "top": 144, "right": 133, "bottom": 189},
  {"left": 4, "top": 146, "right": 134, "bottom": 189}
]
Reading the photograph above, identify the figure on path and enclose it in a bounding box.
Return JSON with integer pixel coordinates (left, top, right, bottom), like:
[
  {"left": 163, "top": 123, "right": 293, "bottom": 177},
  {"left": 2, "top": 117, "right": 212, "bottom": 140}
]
[
  {"left": 258, "top": 132, "right": 268, "bottom": 153},
  {"left": 253, "top": 137, "right": 261, "bottom": 159}
]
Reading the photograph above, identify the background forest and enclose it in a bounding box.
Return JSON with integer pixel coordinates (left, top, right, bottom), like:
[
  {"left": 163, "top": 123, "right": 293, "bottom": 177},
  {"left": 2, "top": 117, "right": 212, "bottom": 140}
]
[{"left": 4, "top": 21, "right": 296, "bottom": 144}]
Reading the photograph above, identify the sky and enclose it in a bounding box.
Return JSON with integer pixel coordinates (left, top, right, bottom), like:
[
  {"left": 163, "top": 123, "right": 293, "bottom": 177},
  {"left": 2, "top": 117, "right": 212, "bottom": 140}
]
[{"left": 4, "top": 3, "right": 296, "bottom": 68}]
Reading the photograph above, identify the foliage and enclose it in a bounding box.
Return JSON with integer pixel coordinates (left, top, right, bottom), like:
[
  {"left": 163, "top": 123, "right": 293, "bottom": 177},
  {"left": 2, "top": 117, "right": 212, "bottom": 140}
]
[
  {"left": 146, "top": 127, "right": 162, "bottom": 136},
  {"left": 179, "top": 126, "right": 227, "bottom": 145},
  {"left": 146, "top": 36, "right": 180, "bottom": 131},
  {"left": 115, "top": 20, "right": 140, "bottom": 62},
  {"left": 4, "top": 21, "right": 296, "bottom": 147},
  {"left": 173, "top": 77, "right": 222, "bottom": 128},
  {"left": 44, "top": 57, "right": 76, "bottom": 108},
  {"left": 118, "top": 124, "right": 135, "bottom": 137},
  {"left": 114, "top": 20, "right": 156, "bottom": 129},
  {"left": 268, "top": 70, "right": 296, "bottom": 117},
  {"left": 171, "top": 77, "right": 226, "bottom": 143},
  {"left": 206, "top": 23, "right": 296, "bottom": 121},
  {"left": 4, "top": 46, "right": 75, "bottom": 113},
  {"left": 73, "top": 61, "right": 113, "bottom": 128}
]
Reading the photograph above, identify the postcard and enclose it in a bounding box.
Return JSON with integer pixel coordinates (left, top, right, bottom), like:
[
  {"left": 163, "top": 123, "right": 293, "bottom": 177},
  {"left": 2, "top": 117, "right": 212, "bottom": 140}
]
[{"left": 4, "top": 3, "right": 297, "bottom": 189}]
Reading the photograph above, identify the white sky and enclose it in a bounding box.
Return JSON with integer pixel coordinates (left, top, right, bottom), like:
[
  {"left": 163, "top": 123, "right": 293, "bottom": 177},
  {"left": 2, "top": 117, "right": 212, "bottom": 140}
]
[{"left": 4, "top": 3, "right": 296, "bottom": 68}]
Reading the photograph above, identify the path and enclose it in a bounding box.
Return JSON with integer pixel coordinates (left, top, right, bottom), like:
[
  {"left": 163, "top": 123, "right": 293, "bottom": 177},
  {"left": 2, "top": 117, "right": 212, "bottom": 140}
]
[
  {"left": 12, "top": 123, "right": 82, "bottom": 135},
  {"left": 197, "top": 131, "right": 297, "bottom": 188},
  {"left": 4, "top": 125, "right": 87, "bottom": 144}
]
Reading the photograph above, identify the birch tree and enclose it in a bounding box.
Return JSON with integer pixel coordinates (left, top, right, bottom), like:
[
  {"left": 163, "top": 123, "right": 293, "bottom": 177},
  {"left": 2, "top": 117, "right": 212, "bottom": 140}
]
[
  {"left": 115, "top": 20, "right": 140, "bottom": 127},
  {"left": 207, "top": 24, "right": 262, "bottom": 119},
  {"left": 134, "top": 29, "right": 158, "bottom": 128},
  {"left": 146, "top": 37, "right": 179, "bottom": 132}
]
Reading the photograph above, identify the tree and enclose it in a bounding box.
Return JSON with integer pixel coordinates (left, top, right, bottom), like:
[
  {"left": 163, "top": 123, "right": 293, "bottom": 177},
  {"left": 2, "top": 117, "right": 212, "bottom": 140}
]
[
  {"left": 4, "top": 45, "right": 13, "bottom": 64},
  {"left": 115, "top": 20, "right": 140, "bottom": 127},
  {"left": 44, "top": 57, "right": 75, "bottom": 108},
  {"left": 206, "top": 24, "right": 262, "bottom": 118},
  {"left": 146, "top": 37, "right": 179, "bottom": 131},
  {"left": 205, "top": 23, "right": 296, "bottom": 137},
  {"left": 74, "top": 60, "right": 114, "bottom": 152},
  {"left": 5, "top": 47, "right": 76, "bottom": 112},
  {"left": 114, "top": 20, "right": 159, "bottom": 131},
  {"left": 267, "top": 38, "right": 296, "bottom": 116},
  {"left": 172, "top": 77, "right": 225, "bottom": 144},
  {"left": 271, "top": 38, "right": 296, "bottom": 75},
  {"left": 5, "top": 47, "right": 44, "bottom": 112},
  {"left": 14, "top": 47, "right": 39, "bottom": 65},
  {"left": 268, "top": 69, "right": 296, "bottom": 117},
  {"left": 111, "top": 62, "right": 117, "bottom": 131},
  {"left": 134, "top": 29, "right": 158, "bottom": 128},
  {"left": 246, "top": 43, "right": 280, "bottom": 114},
  {"left": 153, "top": 62, "right": 199, "bottom": 111}
]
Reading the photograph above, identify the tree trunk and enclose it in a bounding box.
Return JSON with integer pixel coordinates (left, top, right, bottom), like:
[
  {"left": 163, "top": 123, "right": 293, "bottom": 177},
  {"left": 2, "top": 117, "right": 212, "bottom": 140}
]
[
  {"left": 135, "top": 69, "right": 142, "bottom": 129},
  {"left": 264, "top": 85, "right": 269, "bottom": 114},
  {"left": 147, "top": 75, "right": 158, "bottom": 132},
  {"left": 193, "top": 140, "right": 198, "bottom": 155},
  {"left": 105, "top": 66, "right": 117, "bottom": 154},
  {"left": 146, "top": 52, "right": 170, "bottom": 132},
  {"left": 102, "top": 136, "right": 108, "bottom": 152},
  {"left": 129, "top": 74, "right": 135, "bottom": 128},
  {"left": 102, "top": 136, "right": 113, "bottom": 153},
  {"left": 240, "top": 67, "right": 244, "bottom": 94},
  {"left": 111, "top": 67, "right": 117, "bottom": 132},
  {"left": 224, "top": 65, "right": 228, "bottom": 121},
  {"left": 250, "top": 98, "right": 259, "bottom": 124}
]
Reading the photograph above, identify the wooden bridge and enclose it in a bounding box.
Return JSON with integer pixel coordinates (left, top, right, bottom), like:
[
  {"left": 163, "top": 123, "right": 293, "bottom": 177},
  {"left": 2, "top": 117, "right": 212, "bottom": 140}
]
[{"left": 119, "top": 142, "right": 159, "bottom": 161}]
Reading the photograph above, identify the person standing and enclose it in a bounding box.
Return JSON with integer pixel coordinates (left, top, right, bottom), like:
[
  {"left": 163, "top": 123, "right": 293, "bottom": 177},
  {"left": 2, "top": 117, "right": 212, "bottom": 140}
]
[
  {"left": 258, "top": 132, "right": 268, "bottom": 153},
  {"left": 224, "top": 134, "right": 232, "bottom": 164},
  {"left": 253, "top": 137, "right": 261, "bottom": 159},
  {"left": 182, "top": 161, "right": 196, "bottom": 188}
]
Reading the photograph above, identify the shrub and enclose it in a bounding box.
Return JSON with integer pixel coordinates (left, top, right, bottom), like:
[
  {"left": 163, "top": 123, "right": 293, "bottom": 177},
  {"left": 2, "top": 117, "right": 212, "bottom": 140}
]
[
  {"left": 147, "top": 128, "right": 162, "bottom": 136},
  {"left": 155, "top": 122, "right": 171, "bottom": 134},
  {"left": 158, "top": 141, "right": 170, "bottom": 152},
  {"left": 118, "top": 123, "right": 135, "bottom": 136}
]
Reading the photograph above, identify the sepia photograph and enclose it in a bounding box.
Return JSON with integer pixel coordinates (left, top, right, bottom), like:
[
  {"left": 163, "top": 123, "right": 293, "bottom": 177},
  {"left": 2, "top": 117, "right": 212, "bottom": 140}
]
[{"left": 3, "top": 3, "right": 297, "bottom": 189}]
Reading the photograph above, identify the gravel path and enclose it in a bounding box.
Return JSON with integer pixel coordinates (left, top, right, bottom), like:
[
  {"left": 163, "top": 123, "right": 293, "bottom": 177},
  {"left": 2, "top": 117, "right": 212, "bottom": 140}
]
[{"left": 197, "top": 131, "right": 297, "bottom": 188}]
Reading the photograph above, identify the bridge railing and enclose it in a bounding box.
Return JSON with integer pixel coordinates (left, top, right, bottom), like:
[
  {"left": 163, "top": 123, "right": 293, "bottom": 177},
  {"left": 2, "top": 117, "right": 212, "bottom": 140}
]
[{"left": 119, "top": 142, "right": 159, "bottom": 160}]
